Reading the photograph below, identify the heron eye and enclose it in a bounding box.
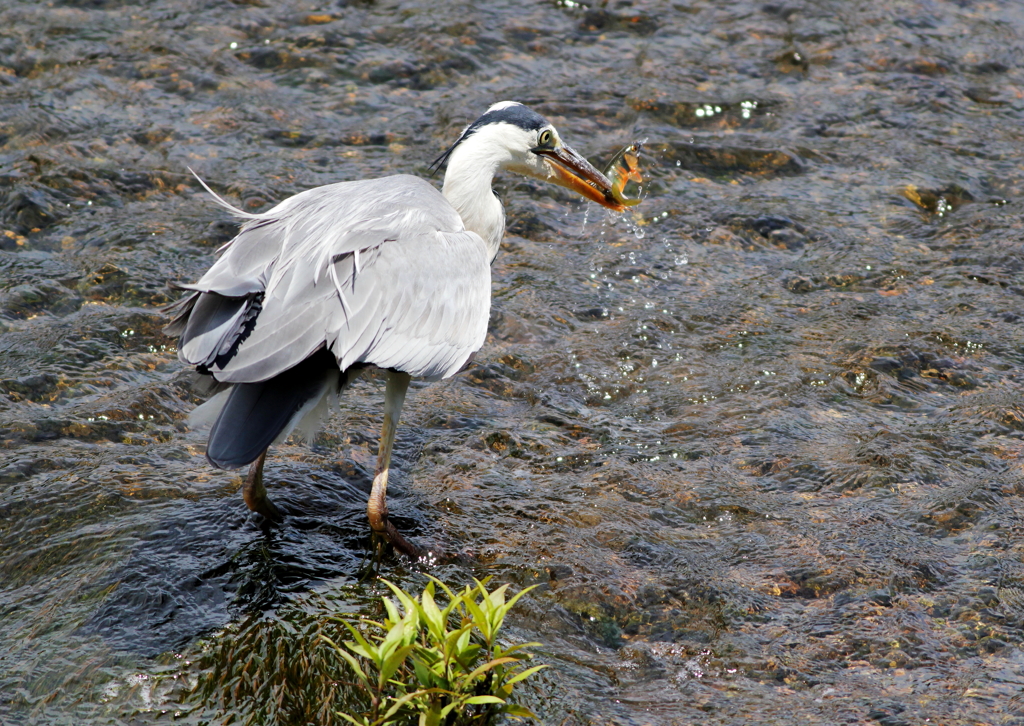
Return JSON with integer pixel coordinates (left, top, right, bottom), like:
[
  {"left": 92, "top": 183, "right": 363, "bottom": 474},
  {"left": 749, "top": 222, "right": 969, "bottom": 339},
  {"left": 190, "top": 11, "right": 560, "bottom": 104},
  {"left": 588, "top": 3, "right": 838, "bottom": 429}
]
[{"left": 538, "top": 129, "right": 553, "bottom": 147}]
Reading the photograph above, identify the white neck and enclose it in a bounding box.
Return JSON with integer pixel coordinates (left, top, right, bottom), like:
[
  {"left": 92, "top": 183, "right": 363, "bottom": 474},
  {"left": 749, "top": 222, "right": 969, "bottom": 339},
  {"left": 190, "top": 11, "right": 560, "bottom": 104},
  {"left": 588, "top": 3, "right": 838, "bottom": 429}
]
[{"left": 441, "top": 129, "right": 512, "bottom": 263}]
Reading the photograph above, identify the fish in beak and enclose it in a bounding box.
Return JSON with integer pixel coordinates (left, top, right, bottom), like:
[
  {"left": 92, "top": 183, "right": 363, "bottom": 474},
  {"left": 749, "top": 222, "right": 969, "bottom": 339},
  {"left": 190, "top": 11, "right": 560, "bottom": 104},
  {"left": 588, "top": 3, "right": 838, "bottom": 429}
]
[
  {"left": 534, "top": 144, "right": 627, "bottom": 212},
  {"left": 604, "top": 143, "right": 644, "bottom": 207}
]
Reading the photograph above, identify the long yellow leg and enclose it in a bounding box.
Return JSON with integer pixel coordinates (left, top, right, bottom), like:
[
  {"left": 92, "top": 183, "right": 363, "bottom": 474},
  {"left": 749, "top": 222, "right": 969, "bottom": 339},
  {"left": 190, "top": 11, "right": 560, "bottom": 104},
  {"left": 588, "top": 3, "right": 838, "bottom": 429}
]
[
  {"left": 367, "top": 370, "right": 420, "bottom": 558},
  {"left": 243, "top": 449, "right": 281, "bottom": 520}
]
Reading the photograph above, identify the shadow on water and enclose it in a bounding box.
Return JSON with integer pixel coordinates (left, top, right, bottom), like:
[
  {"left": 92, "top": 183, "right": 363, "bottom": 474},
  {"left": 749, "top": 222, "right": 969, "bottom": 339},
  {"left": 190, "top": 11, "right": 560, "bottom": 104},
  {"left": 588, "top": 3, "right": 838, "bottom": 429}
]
[
  {"left": 78, "top": 493, "right": 325, "bottom": 656},
  {"left": 77, "top": 444, "right": 426, "bottom": 657}
]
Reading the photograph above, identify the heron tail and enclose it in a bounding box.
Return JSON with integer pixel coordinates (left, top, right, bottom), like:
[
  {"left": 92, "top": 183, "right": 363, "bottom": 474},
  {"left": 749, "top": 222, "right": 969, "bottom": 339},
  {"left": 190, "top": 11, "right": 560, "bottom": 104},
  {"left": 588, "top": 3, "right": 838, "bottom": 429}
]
[{"left": 206, "top": 348, "right": 343, "bottom": 469}]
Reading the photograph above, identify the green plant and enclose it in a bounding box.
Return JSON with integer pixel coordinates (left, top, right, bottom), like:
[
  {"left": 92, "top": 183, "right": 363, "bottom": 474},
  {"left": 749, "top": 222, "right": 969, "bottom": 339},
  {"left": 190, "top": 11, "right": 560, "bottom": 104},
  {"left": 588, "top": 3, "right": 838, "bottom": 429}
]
[{"left": 322, "top": 577, "right": 545, "bottom": 726}]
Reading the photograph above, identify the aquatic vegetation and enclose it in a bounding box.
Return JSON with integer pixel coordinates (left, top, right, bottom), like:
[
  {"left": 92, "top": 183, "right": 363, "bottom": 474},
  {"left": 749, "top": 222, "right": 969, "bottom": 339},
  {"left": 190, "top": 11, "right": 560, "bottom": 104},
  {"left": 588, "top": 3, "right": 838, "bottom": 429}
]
[
  {"left": 187, "top": 593, "right": 362, "bottom": 726},
  {"left": 324, "top": 578, "right": 544, "bottom": 726},
  {"left": 186, "top": 579, "right": 543, "bottom": 726}
]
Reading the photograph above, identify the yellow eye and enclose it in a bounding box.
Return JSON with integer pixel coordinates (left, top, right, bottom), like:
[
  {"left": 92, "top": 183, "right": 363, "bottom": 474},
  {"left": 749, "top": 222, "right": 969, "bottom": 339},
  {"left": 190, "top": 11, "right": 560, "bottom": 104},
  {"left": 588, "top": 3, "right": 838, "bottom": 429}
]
[{"left": 538, "top": 129, "right": 553, "bottom": 147}]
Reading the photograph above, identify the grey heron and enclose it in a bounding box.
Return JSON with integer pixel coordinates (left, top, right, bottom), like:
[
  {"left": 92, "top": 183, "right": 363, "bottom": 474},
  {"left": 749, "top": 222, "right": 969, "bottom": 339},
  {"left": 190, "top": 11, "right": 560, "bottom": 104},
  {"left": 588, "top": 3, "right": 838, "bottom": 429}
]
[{"left": 165, "top": 101, "right": 627, "bottom": 558}]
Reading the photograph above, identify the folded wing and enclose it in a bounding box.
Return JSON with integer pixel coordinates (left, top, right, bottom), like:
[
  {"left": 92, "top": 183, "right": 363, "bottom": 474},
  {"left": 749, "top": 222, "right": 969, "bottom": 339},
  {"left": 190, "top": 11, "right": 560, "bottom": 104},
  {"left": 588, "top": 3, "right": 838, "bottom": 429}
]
[{"left": 168, "top": 174, "right": 491, "bottom": 385}]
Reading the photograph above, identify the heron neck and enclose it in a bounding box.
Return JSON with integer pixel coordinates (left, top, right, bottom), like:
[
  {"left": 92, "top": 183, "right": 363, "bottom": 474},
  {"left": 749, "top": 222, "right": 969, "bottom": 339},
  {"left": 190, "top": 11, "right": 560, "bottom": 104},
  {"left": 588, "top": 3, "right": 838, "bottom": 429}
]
[{"left": 442, "top": 150, "right": 505, "bottom": 263}]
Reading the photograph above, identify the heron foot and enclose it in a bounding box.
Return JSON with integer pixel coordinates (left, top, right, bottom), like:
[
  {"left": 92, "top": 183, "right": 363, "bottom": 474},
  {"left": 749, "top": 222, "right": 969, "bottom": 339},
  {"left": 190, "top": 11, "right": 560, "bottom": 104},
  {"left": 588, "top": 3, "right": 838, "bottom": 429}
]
[
  {"left": 243, "top": 449, "right": 282, "bottom": 522},
  {"left": 356, "top": 517, "right": 423, "bottom": 580},
  {"left": 371, "top": 517, "right": 422, "bottom": 560}
]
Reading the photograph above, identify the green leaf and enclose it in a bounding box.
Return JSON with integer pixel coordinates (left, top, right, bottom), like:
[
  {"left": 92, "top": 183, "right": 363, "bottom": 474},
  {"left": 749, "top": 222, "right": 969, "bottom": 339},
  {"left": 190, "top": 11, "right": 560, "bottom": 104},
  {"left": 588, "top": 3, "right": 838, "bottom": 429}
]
[
  {"left": 452, "top": 643, "right": 481, "bottom": 672},
  {"left": 496, "top": 641, "right": 542, "bottom": 657},
  {"left": 379, "top": 617, "right": 408, "bottom": 661},
  {"left": 319, "top": 633, "right": 345, "bottom": 655},
  {"left": 343, "top": 622, "right": 381, "bottom": 664},
  {"left": 335, "top": 711, "right": 370, "bottom": 726},
  {"left": 503, "top": 664, "right": 548, "bottom": 686},
  {"left": 382, "top": 579, "right": 420, "bottom": 622},
  {"left": 487, "top": 583, "right": 509, "bottom": 611},
  {"left": 344, "top": 642, "right": 374, "bottom": 662},
  {"left": 439, "top": 585, "right": 465, "bottom": 627},
  {"left": 412, "top": 658, "right": 433, "bottom": 688},
  {"left": 460, "top": 656, "right": 519, "bottom": 686},
  {"left": 439, "top": 702, "right": 458, "bottom": 719},
  {"left": 443, "top": 624, "right": 473, "bottom": 660},
  {"left": 380, "top": 643, "right": 415, "bottom": 683},
  {"left": 414, "top": 659, "right": 448, "bottom": 690},
  {"left": 321, "top": 637, "right": 370, "bottom": 684},
  {"left": 502, "top": 704, "right": 540, "bottom": 720},
  {"left": 420, "top": 587, "right": 445, "bottom": 641},
  {"left": 486, "top": 585, "right": 512, "bottom": 634},
  {"left": 463, "top": 596, "right": 490, "bottom": 641},
  {"left": 415, "top": 647, "right": 442, "bottom": 667},
  {"left": 497, "top": 583, "right": 540, "bottom": 628},
  {"left": 471, "top": 576, "right": 494, "bottom": 591},
  {"left": 378, "top": 687, "right": 444, "bottom": 722},
  {"left": 504, "top": 584, "right": 539, "bottom": 609},
  {"left": 382, "top": 596, "right": 400, "bottom": 625},
  {"left": 463, "top": 695, "right": 505, "bottom": 705},
  {"left": 401, "top": 612, "right": 420, "bottom": 646},
  {"left": 425, "top": 574, "right": 458, "bottom": 602},
  {"left": 455, "top": 627, "right": 471, "bottom": 655}
]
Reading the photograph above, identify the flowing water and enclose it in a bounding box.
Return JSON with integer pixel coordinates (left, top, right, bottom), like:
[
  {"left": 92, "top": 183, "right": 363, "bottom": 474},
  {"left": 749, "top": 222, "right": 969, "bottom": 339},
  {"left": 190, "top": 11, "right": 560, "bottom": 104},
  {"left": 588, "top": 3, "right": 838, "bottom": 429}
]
[{"left": 3, "top": 0, "right": 1024, "bottom": 723}]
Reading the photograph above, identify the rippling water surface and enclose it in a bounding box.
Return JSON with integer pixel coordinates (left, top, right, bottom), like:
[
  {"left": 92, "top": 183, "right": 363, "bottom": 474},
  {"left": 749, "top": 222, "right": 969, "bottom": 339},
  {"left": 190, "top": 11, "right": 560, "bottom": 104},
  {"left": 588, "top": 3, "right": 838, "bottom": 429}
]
[{"left": 4, "top": 1, "right": 1024, "bottom": 723}]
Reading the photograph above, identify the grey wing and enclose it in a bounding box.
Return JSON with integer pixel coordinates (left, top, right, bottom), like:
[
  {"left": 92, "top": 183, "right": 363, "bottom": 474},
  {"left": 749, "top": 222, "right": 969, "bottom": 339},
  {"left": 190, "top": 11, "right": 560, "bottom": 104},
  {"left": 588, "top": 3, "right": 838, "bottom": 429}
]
[
  {"left": 173, "top": 174, "right": 492, "bottom": 383},
  {"left": 328, "top": 229, "right": 492, "bottom": 380}
]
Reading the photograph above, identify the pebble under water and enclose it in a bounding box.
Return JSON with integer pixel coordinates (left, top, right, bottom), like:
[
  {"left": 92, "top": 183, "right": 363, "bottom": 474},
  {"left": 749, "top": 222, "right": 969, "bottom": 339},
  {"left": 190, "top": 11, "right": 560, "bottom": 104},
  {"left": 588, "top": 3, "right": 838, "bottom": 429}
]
[{"left": 3, "top": 1, "right": 1024, "bottom": 724}]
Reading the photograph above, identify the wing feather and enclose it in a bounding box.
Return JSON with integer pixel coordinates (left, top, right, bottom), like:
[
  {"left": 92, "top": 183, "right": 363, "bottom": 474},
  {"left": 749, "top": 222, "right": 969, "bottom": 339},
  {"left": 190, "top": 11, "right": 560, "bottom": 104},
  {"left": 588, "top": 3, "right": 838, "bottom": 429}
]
[
  {"left": 179, "top": 293, "right": 251, "bottom": 365},
  {"left": 178, "top": 174, "right": 491, "bottom": 384}
]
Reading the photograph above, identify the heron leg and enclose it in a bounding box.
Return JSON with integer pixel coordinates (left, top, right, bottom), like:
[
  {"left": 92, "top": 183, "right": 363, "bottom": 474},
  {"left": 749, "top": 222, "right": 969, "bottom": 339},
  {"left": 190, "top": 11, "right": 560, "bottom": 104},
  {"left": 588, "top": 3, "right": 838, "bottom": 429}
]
[
  {"left": 367, "top": 370, "right": 420, "bottom": 559},
  {"left": 243, "top": 449, "right": 282, "bottom": 521}
]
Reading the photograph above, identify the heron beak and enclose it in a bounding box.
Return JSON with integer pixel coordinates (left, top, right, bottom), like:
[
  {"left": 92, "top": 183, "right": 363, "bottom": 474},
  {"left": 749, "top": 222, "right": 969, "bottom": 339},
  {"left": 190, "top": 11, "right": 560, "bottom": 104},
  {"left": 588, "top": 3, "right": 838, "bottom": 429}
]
[{"left": 535, "top": 144, "right": 626, "bottom": 212}]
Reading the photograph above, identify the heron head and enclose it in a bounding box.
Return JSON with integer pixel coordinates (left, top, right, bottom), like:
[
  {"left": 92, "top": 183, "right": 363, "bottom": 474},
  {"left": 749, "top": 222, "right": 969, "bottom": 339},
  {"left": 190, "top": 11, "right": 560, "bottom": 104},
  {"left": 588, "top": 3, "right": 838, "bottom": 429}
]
[{"left": 432, "top": 101, "right": 626, "bottom": 213}]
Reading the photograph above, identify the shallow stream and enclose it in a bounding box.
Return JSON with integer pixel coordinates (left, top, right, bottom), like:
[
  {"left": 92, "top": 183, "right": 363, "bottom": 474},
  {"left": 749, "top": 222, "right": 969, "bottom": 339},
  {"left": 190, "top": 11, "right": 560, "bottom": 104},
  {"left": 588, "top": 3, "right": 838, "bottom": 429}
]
[{"left": 3, "top": 1, "right": 1024, "bottom": 723}]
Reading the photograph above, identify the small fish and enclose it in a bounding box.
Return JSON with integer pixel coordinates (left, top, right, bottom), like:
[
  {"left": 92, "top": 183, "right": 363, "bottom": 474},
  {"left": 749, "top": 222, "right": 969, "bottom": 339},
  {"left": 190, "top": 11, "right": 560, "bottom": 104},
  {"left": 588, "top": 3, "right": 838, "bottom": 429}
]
[{"left": 604, "top": 142, "right": 644, "bottom": 207}]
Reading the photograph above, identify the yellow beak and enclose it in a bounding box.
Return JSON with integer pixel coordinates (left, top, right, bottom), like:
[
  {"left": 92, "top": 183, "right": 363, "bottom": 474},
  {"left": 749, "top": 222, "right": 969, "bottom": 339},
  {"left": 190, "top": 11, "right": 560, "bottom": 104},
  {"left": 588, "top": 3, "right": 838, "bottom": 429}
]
[{"left": 534, "top": 144, "right": 627, "bottom": 212}]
